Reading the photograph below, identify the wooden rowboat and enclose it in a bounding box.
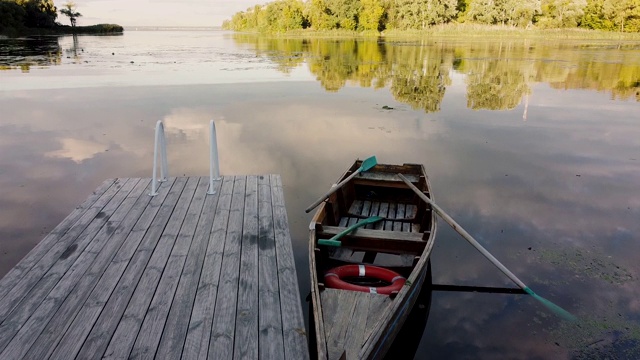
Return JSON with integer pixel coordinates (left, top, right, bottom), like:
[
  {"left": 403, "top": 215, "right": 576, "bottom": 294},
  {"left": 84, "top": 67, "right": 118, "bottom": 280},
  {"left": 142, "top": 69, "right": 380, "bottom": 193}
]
[{"left": 308, "top": 160, "right": 437, "bottom": 360}]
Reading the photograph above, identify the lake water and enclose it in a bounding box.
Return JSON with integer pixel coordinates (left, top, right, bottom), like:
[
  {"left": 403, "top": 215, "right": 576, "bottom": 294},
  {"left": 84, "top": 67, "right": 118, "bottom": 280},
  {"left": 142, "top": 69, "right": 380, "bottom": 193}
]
[{"left": 1, "top": 30, "right": 639, "bottom": 359}]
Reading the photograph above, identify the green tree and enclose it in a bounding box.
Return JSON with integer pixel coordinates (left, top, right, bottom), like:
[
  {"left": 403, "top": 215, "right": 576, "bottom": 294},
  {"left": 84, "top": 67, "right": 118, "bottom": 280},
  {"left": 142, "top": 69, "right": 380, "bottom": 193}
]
[
  {"left": 467, "top": 0, "right": 539, "bottom": 26},
  {"left": 59, "top": 1, "right": 81, "bottom": 27},
  {"left": 305, "top": 0, "right": 334, "bottom": 30},
  {"left": 0, "top": 1, "right": 27, "bottom": 34},
  {"left": 264, "top": 0, "right": 305, "bottom": 32},
  {"left": 581, "top": 0, "right": 615, "bottom": 30},
  {"left": 391, "top": 0, "right": 458, "bottom": 29},
  {"left": 359, "top": 0, "right": 385, "bottom": 30},
  {"left": 326, "top": 0, "right": 361, "bottom": 30},
  {"left": 603, "top": 0, "right": 640, "bottom": 32},
  {"left": 19, "top": 0, "right": 57, "bottom": 28},
  {"left": 538, "top": 0, "right": 587, "bottom": 28}
]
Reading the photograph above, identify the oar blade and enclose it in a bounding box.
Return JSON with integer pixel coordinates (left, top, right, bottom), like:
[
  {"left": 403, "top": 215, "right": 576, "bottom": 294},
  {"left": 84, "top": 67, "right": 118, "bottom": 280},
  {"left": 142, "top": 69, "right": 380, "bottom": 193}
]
[
  {"left": 328, "top": 216, "right": 383, "bottom": 241},
  {"left": 525, "top": 288, "right": 577, "bottom": 322},
  {"left": 362, "top": 216, "right": 383, "bottom": 224},
  {"left": 359, "top": 156, "right": 378, "bottom": 172}
]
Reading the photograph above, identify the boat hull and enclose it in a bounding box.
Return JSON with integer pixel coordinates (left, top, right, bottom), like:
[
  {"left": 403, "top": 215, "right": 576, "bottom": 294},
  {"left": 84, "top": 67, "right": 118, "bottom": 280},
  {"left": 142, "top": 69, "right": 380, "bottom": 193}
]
[{"left": 308, "top": 161, "right": 437, "bottom": 360}]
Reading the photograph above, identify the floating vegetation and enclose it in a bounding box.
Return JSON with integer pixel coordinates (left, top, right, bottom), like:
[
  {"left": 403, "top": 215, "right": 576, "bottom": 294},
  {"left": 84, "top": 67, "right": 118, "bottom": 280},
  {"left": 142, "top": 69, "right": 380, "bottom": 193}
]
[
  {"left": 551, "top": 314, "right": 640, "bottom": 360},
  {"left": 537, "top": 248, "right": 634, "bottom": 285}
]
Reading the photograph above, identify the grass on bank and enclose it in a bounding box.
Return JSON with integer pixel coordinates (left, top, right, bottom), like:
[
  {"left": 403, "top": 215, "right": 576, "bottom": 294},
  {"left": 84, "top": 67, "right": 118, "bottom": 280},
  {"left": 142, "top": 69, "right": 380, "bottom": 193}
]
[{"left": 238, "top": 24, "right": 640, "bottom": 41}]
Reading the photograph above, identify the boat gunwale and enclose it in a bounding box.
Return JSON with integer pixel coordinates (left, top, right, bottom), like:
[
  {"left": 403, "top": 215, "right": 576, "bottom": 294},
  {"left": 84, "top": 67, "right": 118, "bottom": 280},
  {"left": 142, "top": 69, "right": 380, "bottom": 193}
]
[{"left": 308, "top": 160, "right": 438, "bottom": 360}]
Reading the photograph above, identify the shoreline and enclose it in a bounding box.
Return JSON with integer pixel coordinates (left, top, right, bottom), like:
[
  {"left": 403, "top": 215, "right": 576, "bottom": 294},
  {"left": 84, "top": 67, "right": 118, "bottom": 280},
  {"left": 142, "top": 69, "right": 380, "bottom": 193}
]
[
  {"left": 228, "top": 24, "right": 640, "bottom": 41},
  {"left": 0, "top": 24, "right": 123, "bottom": 38}
]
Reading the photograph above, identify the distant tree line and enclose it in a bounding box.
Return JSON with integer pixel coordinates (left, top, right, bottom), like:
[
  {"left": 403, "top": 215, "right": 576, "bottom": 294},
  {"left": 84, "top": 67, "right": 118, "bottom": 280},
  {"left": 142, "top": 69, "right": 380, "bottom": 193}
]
[
  {"left": 222, "top": 0, "right": 640, "bottom": 33},
  {"left": 0, "top": 0, "right": 122, "bottom": 36},
  {"left": 0, "top": 0, "right": 58, "bottom": 34}
]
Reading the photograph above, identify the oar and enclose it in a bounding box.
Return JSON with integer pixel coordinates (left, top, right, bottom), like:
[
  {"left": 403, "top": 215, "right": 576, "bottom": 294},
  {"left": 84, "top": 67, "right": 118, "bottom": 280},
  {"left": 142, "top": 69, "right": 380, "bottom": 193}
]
[
  {"left": 397, "top": 174, "right": 577, "bottom": 322},
  {"left": 318, "top": 216, "right": 383, "bottom": 247},
  {"left": 305, "top": 156, "right": 378, "bottom": 213}
]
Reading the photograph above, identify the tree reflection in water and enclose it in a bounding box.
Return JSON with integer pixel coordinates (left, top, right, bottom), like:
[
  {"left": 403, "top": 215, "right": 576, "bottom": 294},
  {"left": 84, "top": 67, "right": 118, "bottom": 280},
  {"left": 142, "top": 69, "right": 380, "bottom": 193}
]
[
  {"left": 0, "top": 36, "right": 62, "bottom": 72},
  {"left": 231, "top": 34, "right": 640, "bottom": 111}
]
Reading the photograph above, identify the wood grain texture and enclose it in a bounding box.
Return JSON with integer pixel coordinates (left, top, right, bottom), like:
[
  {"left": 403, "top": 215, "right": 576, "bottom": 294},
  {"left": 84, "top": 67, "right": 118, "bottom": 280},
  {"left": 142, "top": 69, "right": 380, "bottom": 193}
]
[
  {"left": 342, "top": 292, "right": 372, "bottom": 360},
  {"left": 0, "top": 174, "right": 308, "bottom": 360},
  {"left": 97, "top": 177, "right": 201, "bottom": 360},
  {"left": 359, "top": 180, "right": 438, "bottom": 360},
  {"left": 182, "top": 176, "right": 234, "bottom": 360},
  {"left": 22, "top": 178, "right": 179, "bottom": 360},
  {"left": 356, "top": 172, "right": 420, "bottom": 183},
  {"left": 375, "top": 203, "right": 388, "bottom": 230},
  {"left": 271, "top": 175, "right": 309, "bottom": 360},
  {"left": 0, "top": 178, "right": 129, "bottom": 324},
  {"left": 0, "top": 177, "right": 137, "bottom": 359},
  {"left": 233, "top": 176, "right": 259, "bottom": 360},
  {"left": 257, "top": 175, "right": 285, "bottom": 360},
  {"left": 0, "top": 178, "right": 150, "bottom": 359},
  {"left": 50, "top": 177, "right": 189, "bottom": 360},
  {"left": 209, "top": 176, "right": 246, "bottom": 359},
  {"left": 324, "top": 290, "right": 357, "bottom": 360},
  {"left": 309, "top": 229, "right": 328, "bottom": 360},
  {"left": 155, "top": 178, "right": 222, "bottom": 360},
  {"left": 127, "top": 177, "right": 210, "bottom": 360},
  {"left": 0, "top": 179, "right": 116, "bottom": 299}
]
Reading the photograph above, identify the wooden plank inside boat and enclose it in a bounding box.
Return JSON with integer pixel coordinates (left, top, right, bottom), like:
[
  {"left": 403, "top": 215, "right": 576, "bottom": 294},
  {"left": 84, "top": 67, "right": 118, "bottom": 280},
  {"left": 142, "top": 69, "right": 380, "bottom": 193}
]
[{"left": 309, "top": 160, "right": 437, "bottom": 360}]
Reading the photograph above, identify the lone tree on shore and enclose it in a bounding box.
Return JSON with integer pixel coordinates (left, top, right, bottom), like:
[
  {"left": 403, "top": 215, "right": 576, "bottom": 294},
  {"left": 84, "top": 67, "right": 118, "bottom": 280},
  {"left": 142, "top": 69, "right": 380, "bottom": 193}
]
[{"left": 60, "top": 2, "right": 82, "bottom": 27}]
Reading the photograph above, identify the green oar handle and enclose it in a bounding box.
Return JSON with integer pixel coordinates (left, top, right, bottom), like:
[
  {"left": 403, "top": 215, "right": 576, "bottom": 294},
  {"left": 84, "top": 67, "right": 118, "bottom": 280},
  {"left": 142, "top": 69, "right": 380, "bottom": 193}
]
[
  {"left": 317, "top": 216, "right": 384, "bottom": 247},
  {"left": 318, "top": 239, "right": 342, "bottom": 247},
  {"left": 398, "top": 173, "right": 577, "bottom": 321}
]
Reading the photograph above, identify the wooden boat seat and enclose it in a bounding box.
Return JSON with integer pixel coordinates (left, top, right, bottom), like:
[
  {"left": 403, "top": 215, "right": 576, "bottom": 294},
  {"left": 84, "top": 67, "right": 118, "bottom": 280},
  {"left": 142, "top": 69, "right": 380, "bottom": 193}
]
[
  {"left": 354, "top": 172, "right": 420, "bottom": 183},
  {"left": 346, "top": 201, "right": 418, "bottom": 226},
  {"left": 318, "top": 226, "right": 428, "bottom": 255}
]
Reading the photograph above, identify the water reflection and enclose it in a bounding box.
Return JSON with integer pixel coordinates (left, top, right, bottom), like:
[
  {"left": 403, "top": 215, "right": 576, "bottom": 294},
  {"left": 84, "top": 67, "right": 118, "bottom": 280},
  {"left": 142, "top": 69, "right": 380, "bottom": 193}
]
[
  {"left": 0, "top": 36, "right": 61, "bottom": 72},
  {"left": 231, "top": 34, "right": 640, "bottom": 111},
  {"left": 0, "top": 34, "right": 639, "bottom": 359},
  {"left": 64, "top": 34, "right": 81, "bottom": 63}
]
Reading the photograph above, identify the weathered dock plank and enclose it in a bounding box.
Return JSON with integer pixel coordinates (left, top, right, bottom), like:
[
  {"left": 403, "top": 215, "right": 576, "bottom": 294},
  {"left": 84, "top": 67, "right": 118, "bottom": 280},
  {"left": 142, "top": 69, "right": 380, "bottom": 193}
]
[
  {"left": 234, "top": 175, "right": 259, "bottom": 360},
  {"left": 271, "top": 175, "right": 309, "bottom": 360},
  {"left": 0, "top": 175, "right": 308, "bottom": 360},
  {"left": 50, "top": 177, "right": 189, "bottom": 360},
  {"left": 21, "top": 177, "right": 178, "bottom": 360},
  {"left": 0, "top": 178, "right": 150, "bottom": 359},
  {"left": 209, "top": 176, "right": 247, "bottom": 358},
  {"left": 124, "top": 177, "right": 210, "bottom": 360},
  {"left": 0, "top": 178, "right": 129, "bottom": 324},
  {"left": 74, "top": 176, "right": 198, "bottom": 360},
  {"left": 258, "top": 175, "right": 285, "bottom": 360},
  {"left": 156, "top": 177, "right": 222, "bottom": 359},
  {"left": 0, "top": 179, "right": 117, "bottom": 298},
  {"left": 182, "top": 176, "right": 234, "bottom": 360}
]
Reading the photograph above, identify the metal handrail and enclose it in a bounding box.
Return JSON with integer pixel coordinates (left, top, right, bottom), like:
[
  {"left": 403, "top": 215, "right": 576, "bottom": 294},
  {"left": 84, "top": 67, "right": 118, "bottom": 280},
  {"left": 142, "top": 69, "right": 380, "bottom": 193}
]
[
  {"left": 150, "top": 120, "right": 168, "bottom": 196},
  {"left": 208, "top": 120, "right": 221, "bottom": 195}
]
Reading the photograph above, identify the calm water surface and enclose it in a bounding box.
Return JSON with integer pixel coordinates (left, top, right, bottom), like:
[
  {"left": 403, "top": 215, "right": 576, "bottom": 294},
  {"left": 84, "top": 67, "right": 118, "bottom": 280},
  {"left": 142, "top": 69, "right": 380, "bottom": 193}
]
[{"left": 1, "top": 30, "right": 639, "bottom": 359}]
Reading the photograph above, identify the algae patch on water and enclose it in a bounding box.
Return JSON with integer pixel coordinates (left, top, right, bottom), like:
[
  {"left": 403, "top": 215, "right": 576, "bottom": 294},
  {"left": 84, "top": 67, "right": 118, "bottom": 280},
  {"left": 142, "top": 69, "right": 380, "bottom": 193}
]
[
  {"left": 537, "top": 248, "right": 633, "bottom": 285},
  {"left": 551, "top": 315, "right": 640, "bottom": 359}
]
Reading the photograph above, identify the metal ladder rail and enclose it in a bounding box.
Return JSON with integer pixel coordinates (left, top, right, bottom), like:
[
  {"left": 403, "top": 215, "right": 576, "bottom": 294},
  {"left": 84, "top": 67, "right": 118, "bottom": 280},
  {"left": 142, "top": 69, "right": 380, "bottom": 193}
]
[
  {"left": 208, "top": 119, "right": 221, "bottom": 195},
  {"left": 150, "top": 120, "right": 169, "bottom": 196}
]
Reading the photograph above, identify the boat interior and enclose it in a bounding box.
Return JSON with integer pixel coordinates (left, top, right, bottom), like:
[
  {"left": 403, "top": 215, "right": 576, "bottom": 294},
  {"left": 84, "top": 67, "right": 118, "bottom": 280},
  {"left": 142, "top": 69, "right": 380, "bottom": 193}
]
[
  {"left": 311, "top": 162, "right": 434, "bottom": 277},
  {"left": 310, "top": 162, "right": 435, "bottom": 360}
]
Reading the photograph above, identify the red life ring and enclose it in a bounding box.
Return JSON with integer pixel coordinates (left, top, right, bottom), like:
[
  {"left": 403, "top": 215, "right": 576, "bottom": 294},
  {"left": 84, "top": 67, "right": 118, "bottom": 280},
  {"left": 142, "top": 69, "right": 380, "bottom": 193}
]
[{"left": 324, "top": 265, "right": 406, "bottom": 295}]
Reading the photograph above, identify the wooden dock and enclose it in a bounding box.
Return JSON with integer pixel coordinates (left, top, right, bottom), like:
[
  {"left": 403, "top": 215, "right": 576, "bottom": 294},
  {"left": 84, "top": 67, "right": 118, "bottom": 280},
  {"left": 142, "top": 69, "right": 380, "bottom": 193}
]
[{"left": 0, "top": 176, "right": 309, "bottom": 360}]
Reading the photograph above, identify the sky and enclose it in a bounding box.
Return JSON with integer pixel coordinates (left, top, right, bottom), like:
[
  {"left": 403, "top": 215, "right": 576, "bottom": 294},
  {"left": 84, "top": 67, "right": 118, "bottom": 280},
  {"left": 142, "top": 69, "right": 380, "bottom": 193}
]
[{"left": 61, "top": 0, "right": 268, "bottom": 27}]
